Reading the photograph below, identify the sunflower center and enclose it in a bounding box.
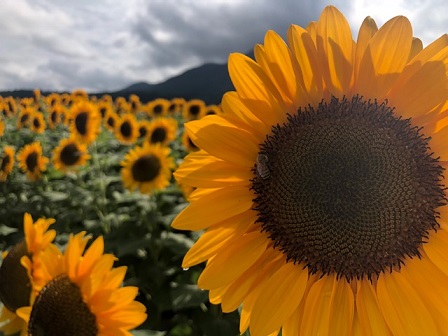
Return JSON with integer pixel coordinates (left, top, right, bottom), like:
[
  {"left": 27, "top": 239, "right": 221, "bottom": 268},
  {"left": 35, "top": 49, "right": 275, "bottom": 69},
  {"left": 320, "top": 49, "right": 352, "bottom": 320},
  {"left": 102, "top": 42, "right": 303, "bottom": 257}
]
[
  {"left": 153, "top": 104, "right": 163, "bottom": 115},
  {"left": 131, "top": 154, "right": 161, "bottom": 182},
  {"left": 189, "top": 105, "right": 200, "bottom": 117},
  {"left": 21, "top": 114, "right": 29, "bottom": 124},
  {"left": 150, "top": 127, "right": 167, "bottom": 144},
  {"left": 120, "top": 121, "right": 132, "bottom": 138},
  {"left": 252, "top": 96, "right": 446, "bottom": 280},
  {"left": 33, "top": 117, "right": 41, "bottom": 129},
  {"left": 50, "top": 111, "right": 58, "bottom": 123},
  {"left": 107, "top": 115, "right": 115, "bottom": 127},
  {"left": 139, "top": 126, "right": 148, "bottom": 138},
  {"left": 26, "top": 152, "right": 38, "bottom": 172},
  {"left": 75, "top": 112, "right": 88, "bottom": 135},
  {"left": 0, "top": 241, "right": 32, "bottom": 312},
  {"left": 28, "top": 275, "right": 98, "bottom": 336},
  {"left": 60, "top": 144, "right": 81, "bottom": 165}
]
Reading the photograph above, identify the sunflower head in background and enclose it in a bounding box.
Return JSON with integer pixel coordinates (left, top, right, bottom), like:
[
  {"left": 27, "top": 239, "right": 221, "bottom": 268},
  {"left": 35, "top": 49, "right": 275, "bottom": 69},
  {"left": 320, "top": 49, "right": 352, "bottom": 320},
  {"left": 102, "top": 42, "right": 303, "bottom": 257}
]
[
  {"left": 0, "top": 213, "right": 56, "bottom": 335},
  {"left": 16, "top": 232, "right": 147, "bottom": 335},
  {"left": 16, "top": 107, "right": 34, "bottom": 129},
  {"left": 146, "top": 117, "right": 178, "bottom": 146},
  {"left": 0, "top": 146, "right": 15, "bottom": 182},
  {"left": 69, "top": 101, "right": 101, "bottom": 145},
  {"left": 114, "top": 113, "right": 139, "bottom": 145},
  {"left": 17, "top": 142, "right": 49, "bottom": 181},
  {"left": 145, "top": 98, "right": 171, "bottom": 118},
  {"left": 121, "top": 142, "right": 174, "bottom": 194},
  {"left": 52, "top": 137, "right": 91, "bottom": 172},
  {"left": 173, "top": 6, "right": 448, "bottom": 335},
  {"left": 29, "top": 112, "right": 46, "bottom": 134},
  {"left": 182, "top": 99, "right": 206, "bottom": 121}
]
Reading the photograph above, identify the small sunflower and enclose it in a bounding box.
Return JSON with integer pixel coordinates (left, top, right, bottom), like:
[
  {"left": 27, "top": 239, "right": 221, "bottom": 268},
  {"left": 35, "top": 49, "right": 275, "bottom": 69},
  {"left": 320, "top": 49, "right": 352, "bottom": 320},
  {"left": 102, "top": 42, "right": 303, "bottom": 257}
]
[
  {"left": 115, "top": 113, "right": 140, "bottom": 145},
  {"left": 0, "top": 146, "right": 15, "bottom": 182},
  {"left": 16, "top": 232, "right": 147, "bottom": 335},
  {"left": 129, "top": 94, "right": 142, "bottom": 113},
  {"left": 96, "top": 100, "right": 112, "bottom": 119},
  {"left": 0, "top": 119, "right": 4, "bottom": 137},
  {"left": 17, "top": 107, "right": 34, "bottom": 129},
  {"left": 45, "top": 93, "right": 61, "bottom": 108},
  {"left": 145, "top": 98, "right": 170, "bottom": 118},
  {"left": 182, "top": 99, "right": 206, "bottom": 121},
  {"left": 121, "top": 143, "right": 174, "bottom": 194},
  {"left": 69, "top": 101, "right": 101, "bottom": 145},
  {"left": 146, "top": 117, "right": 178, "bottom": 146},
  {"left": 29, "top": 112, "right": 46, "bottom": 134},
  {"left": 168, "top": 97, "right": 186, "bottom": 116},
  {"left": 52, "top": 138, "right": 91, "bottom": 172},
  {"left": 70, "top": 88, "right": 89, "bottom": 101},
  {"left": 104, "top": 109, "right": 119, "bottom": 132},
  {"left": 47, "top": 104, "right": 67, "bottom": 128},
  {"left": 0, "top": 213, "right": 56, "bottom": 336},
  {"left": 173, "top": 6, "right": 448, "bottom": 335},
  {"left": 17, "top": 142, "right": 49, "bottom": 181},
  {"left": 138, "top": 120, "right": 151, "bottom": 139}
]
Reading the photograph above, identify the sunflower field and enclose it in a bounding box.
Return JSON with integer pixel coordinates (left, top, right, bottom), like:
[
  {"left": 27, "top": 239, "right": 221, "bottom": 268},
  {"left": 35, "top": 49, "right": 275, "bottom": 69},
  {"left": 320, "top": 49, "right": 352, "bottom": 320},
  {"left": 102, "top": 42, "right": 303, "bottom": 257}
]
[{"left": 0, "top": 91, "right": 242, "bottom": 335}]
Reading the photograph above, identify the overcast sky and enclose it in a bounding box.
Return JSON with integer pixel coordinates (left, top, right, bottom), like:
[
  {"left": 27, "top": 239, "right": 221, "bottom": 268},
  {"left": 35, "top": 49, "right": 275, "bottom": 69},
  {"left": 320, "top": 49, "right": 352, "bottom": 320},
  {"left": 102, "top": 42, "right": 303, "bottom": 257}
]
[{"left": 0, "top": 0, "right": 446, "bottom": 92}]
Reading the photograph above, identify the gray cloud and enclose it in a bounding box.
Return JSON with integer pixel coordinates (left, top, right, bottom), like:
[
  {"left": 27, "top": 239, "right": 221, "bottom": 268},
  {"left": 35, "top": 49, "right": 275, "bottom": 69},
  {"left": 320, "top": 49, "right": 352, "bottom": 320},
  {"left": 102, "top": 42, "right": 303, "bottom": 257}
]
[{"left": 0, "top": 0, "right": 445, "bottom": 93}]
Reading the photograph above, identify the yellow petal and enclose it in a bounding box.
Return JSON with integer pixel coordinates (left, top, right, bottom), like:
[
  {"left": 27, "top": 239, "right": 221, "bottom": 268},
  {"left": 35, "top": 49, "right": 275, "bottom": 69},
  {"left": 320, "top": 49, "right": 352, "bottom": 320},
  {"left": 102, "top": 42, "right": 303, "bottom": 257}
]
[
  {"left": 300, "top": 274, "right": 336, "bottom": 335},
  {"left": 401, "top": 256, "right": 448, "bottom": 334},
  {"left": 356, "top": 278, "right": 390, "bottom": 335},
  {"left": 228, "top": 53, "right": 286, "bottom": 127},
  {"left": 174, "top": 154, "right": 251, "bottom": 188},
  {"left": 357, "top": 16, "right": 413, "bottom": 99},
  {"left": 424, "top": 228, "right": 448, "bottom": 276},
  {"left": 329, "top": 278, "right": 354, "bottom": 335},
  {"left": 376, "top": 271, "right": 438, "bottom": 335},
  {"left": 250, "top": 262, "right": 308, "bottom": 335},
  {"left": 287, "top": 24, "right": 324, "bottom": 105},
  {"left": 181, "top": 211, "right": 255, "bottom": 268},
  {"left": 221, "top": 91, "right": 270, "bottom": 139},
  {"left": 197, "top": 230, "right": 268, "bottom": 289},
  {"left": 185, "top": 119, "right": 259, "bottom": 168},
  {"left": 408, "top": 37, "right": 423, "bottom": 61},
  {"left": 354, "top": 16, "right": 378, "bottom": 80},
  {"left": 171, "top": 187, "right": 254, "bottom": 231},
  {"left": 316, "top": 5, "right": 354, "bottom": 97}
]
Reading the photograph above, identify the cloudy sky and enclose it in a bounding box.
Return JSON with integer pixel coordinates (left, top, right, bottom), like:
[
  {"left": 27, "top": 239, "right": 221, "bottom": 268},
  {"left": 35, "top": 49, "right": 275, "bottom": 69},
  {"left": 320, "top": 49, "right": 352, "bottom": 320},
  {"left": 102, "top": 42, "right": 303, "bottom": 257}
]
[{"left": 0, "top": 0, "right": 446, "bottom": 93}]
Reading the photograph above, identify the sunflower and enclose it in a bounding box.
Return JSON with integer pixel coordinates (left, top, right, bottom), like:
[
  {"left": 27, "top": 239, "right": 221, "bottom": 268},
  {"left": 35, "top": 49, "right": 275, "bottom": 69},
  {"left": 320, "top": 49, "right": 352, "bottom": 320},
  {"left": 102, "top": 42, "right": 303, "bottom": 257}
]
[
  {"left": 52, "top": 137, "right": 91, "bottom": 172},
  {"left": 137, "top": 119, "right": 151, "bottom": 139},
  {"left": 129, "top": 94, "right": 141, "bottom": 113},
  {"left": 146, "top": 117, "right": 178, "bottom": 146},
  {"left": 0, "top": 213, "right": 56, "bottom": 336},
  {"left": 121, "top": 143, "right": 174, "bottom": 194},
  {"left": 182, "top": 99, "right": 206, "bottom": 121},
  {"left": 47, "top": 104, "right": 67, "bottom": 128},
  {"left": 96, "top": 100, "right": 112, "bottom": 119},
  {"left": 0, "top": 146, "right": 15, "bottom": 182},
  {"left": 173, "top": 6, "right": 448, "bottom": 335},
  {"left": 16, "top": 232, "right": 147, "bottom": 335},
  {"left": 69, "top": 100, "right": 101, "bottom": 145},
  {"left": 168, "top": 97, "right": 186, "bottom": 116},
  {"left": 17, "top": 107, "right": 34, "bottom": 129},
  {"left": 145, "top": 98, "right": 170, "bottom": 118},
  {"left": 104, "top": 109, "right": 120, "bottom": 132},
  {"left": 115, "top": 113, "right": 140, "bottom": 145},
  {"left": 29, "top": 112, "right": 46, "bottom": 134},
  {"left": 17, "top": 142, "right": 49, "bottom": 181},
  {"left": 71, "top": 88, "right": 89, "bottom": 101}
]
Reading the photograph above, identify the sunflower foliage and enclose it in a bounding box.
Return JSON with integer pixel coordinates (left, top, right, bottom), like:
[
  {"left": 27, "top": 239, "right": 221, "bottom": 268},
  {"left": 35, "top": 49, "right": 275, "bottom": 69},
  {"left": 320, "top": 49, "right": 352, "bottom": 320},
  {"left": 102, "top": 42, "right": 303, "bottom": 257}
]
[{"left": 0, "top": 94, "right": 241, "bottom": 335}]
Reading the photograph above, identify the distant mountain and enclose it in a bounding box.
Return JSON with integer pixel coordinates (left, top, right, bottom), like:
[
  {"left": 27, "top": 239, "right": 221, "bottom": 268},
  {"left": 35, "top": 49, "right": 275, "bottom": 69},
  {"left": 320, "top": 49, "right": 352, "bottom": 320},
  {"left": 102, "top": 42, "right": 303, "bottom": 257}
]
[{"left": 0, "top": 61, "right": 235, "bottom": 105}]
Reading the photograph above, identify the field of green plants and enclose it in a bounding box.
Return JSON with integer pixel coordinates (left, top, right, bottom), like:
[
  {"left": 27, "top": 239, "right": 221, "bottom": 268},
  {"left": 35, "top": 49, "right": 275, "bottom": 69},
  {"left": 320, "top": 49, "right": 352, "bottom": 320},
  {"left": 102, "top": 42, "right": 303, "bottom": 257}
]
[{"left": 0, "top": 91, "right": 243, "bottom": 335}]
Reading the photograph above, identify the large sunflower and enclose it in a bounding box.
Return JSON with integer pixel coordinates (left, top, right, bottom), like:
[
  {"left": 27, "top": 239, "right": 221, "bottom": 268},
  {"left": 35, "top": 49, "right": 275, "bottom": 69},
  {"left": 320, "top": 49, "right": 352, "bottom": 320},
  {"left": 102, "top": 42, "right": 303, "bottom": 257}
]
[
  {"left": 0, "top": 213, "right": 56, "bottom": 336},
  {"left": 17, "top": 142, "right": 49, "bottom": 181},
  {"left": 0, "top": 146, "right": 15, "bottom": 182},
  {"left": 69, "top": 101, "right": 101, "bottom": 145},
  {"left": 173, "top": 6, "right": 448, "bottom": 335},
  {"left": 121, "top": 143, "right": 174, "bottom": 194},
  {"left": 52, "top": 137, "right": 91, "bottom": 172},
  {"left": 16, "top": 232, "right": 147, "bottom": 335}
]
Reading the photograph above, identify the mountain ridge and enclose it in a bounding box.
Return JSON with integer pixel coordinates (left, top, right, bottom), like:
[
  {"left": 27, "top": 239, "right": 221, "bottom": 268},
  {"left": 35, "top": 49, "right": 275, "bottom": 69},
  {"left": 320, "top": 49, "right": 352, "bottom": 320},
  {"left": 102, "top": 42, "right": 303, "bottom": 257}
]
[{"left": 0, "top": 61, "right": 235, "bottom": 105}]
